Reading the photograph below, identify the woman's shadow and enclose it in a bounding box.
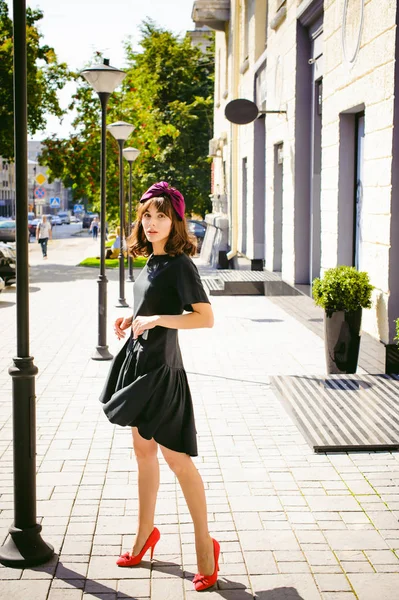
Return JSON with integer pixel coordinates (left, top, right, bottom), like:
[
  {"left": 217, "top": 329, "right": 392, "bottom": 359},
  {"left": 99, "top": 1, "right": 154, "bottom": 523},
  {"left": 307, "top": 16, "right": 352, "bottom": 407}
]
[{"left": 31, "top": 557, "right": 306, "bottom": 600}]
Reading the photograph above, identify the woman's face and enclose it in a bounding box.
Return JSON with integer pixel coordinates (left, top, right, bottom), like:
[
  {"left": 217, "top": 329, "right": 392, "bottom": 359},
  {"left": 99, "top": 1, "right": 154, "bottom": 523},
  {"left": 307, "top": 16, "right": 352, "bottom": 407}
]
[{"left": 141, "top": 203, "right": 172, "bottom": 249}]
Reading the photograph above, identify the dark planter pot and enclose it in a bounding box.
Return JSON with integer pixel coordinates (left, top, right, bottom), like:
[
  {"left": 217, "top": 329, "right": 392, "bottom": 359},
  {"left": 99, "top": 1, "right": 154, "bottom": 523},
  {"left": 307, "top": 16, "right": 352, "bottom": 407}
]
[{"left": 324, "top": 308, "right": 362, "bottom": 374}]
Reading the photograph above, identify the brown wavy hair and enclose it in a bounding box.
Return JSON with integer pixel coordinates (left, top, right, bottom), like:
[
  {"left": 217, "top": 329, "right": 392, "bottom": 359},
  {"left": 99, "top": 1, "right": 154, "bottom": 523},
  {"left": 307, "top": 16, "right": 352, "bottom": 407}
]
[{"left": 127, "top": 196, "right": 197, "bottom": 258}]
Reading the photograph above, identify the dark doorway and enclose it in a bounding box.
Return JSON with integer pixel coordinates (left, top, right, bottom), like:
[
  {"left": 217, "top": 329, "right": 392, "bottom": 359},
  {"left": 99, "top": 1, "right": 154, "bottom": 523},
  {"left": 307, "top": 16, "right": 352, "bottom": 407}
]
[
  {"left": 354, "top": 113, "right": 365, "bottom": 269},
  {"left": 310, "top": 75, "right": 322, "bottom": 281},
  {"left": 242, "top": 157, "right": 248, "bottom": 255},
  {"left": 273, "top": 143, "right": 283, "bottom": 272}
]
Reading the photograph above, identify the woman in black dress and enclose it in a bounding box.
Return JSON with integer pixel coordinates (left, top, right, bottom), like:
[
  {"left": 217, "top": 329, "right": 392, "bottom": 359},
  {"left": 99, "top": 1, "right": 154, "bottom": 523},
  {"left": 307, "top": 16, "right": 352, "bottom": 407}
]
[{"left": 99, "top": 182, "right": 220, "bottom": 592}]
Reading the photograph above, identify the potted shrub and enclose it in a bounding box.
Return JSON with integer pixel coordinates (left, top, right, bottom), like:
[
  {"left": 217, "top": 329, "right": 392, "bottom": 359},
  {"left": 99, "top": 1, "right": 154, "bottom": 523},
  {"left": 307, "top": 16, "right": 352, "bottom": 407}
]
[{"left": 312, "top": 266, "right": 374, "bottom": 374}]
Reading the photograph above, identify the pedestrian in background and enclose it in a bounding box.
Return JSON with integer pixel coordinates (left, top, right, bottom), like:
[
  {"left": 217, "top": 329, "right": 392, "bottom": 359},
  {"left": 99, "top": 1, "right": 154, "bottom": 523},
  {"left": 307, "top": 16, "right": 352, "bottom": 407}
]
[
  {"left": 36, "top": 215, "right": 52, "bottom": 259},
  {"left": 99, "top": 182, "right": 219, "bottom": 592},
  {"left": 90, "top": 216, "right": 99, "bottom": 239}
]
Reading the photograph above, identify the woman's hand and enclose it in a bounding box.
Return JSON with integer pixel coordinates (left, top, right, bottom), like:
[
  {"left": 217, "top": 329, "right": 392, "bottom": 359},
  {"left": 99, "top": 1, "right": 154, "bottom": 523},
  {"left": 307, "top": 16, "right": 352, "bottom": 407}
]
[
  {"left": 132, "top": 315, "right": 159, "bottom": 339},
  {"left": 114, "top": 316, "right": 133, "bottom": 340}
]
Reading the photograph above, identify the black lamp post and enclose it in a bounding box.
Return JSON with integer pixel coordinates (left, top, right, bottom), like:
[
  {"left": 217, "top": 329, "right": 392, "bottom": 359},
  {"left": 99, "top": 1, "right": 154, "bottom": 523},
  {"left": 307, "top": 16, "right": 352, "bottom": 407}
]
[
  {"left": 80, "top": 60, "right": 126, "bottom": 360},
  {"left": 107, "top": 122, "right": 135, "bottom": 307},
  {"left": 0, "top": 0, "right": 54, "bottom": 568},
  {"left": 122, "top": 147, "right": 140, "bottom": 282}
]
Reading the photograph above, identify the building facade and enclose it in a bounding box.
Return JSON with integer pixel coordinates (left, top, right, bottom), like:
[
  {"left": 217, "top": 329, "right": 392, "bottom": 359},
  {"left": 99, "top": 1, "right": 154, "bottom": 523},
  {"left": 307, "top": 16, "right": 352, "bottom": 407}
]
[
  {"left": 0, "top": 159, "right": 15, "bottom": 218},
  {"left": 0, "top": 142, "right": 71, "bottom": 217},
  {"left": 192, "top": 0, "right": 399, "bottom": 367}
]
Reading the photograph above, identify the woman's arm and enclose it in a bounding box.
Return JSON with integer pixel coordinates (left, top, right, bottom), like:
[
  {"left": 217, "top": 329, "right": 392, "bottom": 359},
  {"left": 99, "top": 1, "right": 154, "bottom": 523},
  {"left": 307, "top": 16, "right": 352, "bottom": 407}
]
[{"left": 132, "top": 303, "right": 214, "bottom": 339}]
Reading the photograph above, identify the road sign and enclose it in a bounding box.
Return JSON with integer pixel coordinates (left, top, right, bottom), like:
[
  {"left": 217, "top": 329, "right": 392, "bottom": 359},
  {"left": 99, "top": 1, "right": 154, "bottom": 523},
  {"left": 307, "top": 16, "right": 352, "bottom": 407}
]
[
  {"left": 34, "top": 186, "right": 45, "bottom": 199},
  {"left": 35, "top": 173, "right": 46, "bottom": 185},
  {"left": 50, "top": 197, "right": 60, "bottom": 208},
  {"left": 74, "top": 204, "right": 84, "bottom": 213}
]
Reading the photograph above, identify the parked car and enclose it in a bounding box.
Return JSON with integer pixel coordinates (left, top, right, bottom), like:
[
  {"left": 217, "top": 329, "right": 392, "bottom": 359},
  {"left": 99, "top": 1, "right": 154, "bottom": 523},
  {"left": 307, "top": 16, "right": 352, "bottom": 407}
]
[
  {"left": 0, "top": 219, "right": 16, "bottom": 242},
  {"left": 28, "top": 218, "right": 41, "bottom": 238},
  {"left": 0, "top": 242, "right": 16, "bottom": 285},
  {"left": 58, "top": 211, "right": 70, "bottom": 224},
  {"left": 82, "top": 213, "right": 99, "bottom": 229},
  {"left": 0, "top": 276, "right": 5, "bottom": 293},
  {"left": 51, "top": 215, "right": 62, "bottom": 226},
  {"left": 70, "top": 215, "right": 80, "bottom": 223},
  {"left": 187, "top": 219, "right": 207, "bottom": 251}
]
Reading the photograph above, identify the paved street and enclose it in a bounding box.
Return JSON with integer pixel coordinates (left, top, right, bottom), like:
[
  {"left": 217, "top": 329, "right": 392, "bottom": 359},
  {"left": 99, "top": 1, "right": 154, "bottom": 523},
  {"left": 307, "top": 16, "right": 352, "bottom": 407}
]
[{"left": 0, "top": 238, "right": 398, "bottom": 599}]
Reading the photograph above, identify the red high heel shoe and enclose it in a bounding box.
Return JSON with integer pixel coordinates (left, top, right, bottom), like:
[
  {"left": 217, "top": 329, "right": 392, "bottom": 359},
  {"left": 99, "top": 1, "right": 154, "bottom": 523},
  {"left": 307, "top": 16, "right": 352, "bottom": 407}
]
[
  {"left": 193, "top": 538, "right": 220, "bottom": 592},
  {"left": 116, "top": 527, "right": 160, "bottom": 567}
]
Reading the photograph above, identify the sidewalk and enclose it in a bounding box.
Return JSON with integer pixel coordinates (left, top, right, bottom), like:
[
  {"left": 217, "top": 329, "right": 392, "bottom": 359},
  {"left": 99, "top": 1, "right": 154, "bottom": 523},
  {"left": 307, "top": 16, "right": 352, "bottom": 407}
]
[{"left": 0, "top": 242, "right": 398, "bottom": 599}]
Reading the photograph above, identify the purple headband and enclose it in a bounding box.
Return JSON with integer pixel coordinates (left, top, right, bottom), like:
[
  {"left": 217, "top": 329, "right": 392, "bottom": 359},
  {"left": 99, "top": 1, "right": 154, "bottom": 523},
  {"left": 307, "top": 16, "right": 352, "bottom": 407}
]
[{"left": 139, "top": 181, "right": 185, "bottom": 220}]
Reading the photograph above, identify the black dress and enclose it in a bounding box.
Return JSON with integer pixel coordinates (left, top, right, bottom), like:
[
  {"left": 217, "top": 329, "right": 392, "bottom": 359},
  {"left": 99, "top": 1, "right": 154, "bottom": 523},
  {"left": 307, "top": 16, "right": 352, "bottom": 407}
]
[{"left": 99, "top": 253, "right": 210, "bottom": 457}]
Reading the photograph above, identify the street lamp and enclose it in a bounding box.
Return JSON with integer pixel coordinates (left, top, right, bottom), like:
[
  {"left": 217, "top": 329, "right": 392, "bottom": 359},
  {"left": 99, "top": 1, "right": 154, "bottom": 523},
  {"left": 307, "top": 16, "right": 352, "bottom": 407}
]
[
  {"left": 81, "top": 59, "right": 126, "bottom": 360},
  {"left": 107, "top": 121, "right": 135, "bottom": 307},
  {"left": 0, "top": 0, "right": 54, "bottom": 568},
  {"left": 122, "top": 147, "right": 140, "bottom": 282}
]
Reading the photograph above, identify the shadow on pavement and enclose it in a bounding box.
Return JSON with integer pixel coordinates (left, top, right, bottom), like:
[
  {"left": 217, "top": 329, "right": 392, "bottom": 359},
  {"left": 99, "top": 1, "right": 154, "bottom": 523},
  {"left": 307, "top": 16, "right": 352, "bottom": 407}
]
[
  {"left": 28, "top": 264, "right": 121, "bottom": 284},
  {"left": 28, "top": 561, "right": 305, "bottom": 600},
  {"left": 187, "top": 370, "right": 270, "bottom": 386},
  {"left": 227, "top": 317, "right": 285, "bottom": 324},
  {"left": 249, "top": 319, "right": 284, "bottom": 323},
  {"left": 0, "top": 300, "right": 15, "bottom": 308}
]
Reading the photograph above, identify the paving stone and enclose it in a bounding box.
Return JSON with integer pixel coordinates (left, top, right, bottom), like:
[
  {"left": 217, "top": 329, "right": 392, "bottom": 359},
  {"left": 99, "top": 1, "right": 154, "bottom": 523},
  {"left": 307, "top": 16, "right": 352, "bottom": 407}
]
[
  {"left": 340, "top": 561, "right": 375, "bottom": 573},
  {"left": 83, "top": 594, "right": 116, "bottom": 600},
  {"left": 48, "top": 590, "right": 83, "bottom": 600},
  {"left": 314, "top": 574, "right": 352, "bottom": 592},
  {"left": 348, "top": 574, "right": 399, "bottom": 600},
  {"left": 243, "top": 550, "right": 278, "bottom": 575},
  {"left": 306, "top": 496, "right": 361, "bottom": 512},
  {"left": 239, "top": 530, "right": 300, "bottom": 552},
  {"left": 365, "top": 549, "right": 399, "bottom": 565},
  {"left": 321, "top": 594, "right": 357, "bottom": 600},
  {"left": 0, "top": 580, "right": 51, "bottom": 599},
  {"left": 151, "top": 578, "right": 184, "bottom": 600},
  {"left": 185, "top": 591, "right": 250, "bottom": 600},
  {"left": 250, "top": 574, "right": 321, "bottom": 599},
  {"left": 55, "top": 561, "right": 89, "bottom": 580},
  {"left": 84, "top": 580, "right": 117, "bottom": 593},
  {"left": 374, "top": 563, "right": 399, "bottom": 572},
  {"left": 323, "top": 530, "right": 389, "bottom": 551},
  {"left": 277, "top": 562, "right": 311, "bottom": 573},
  {"left": 304, "top": 551, "right": 340, "bottom": 567},
  {"left": 117, "top": 578, "right": 150, "bottom": 597},
  {"left": 87, "top": 557, "right": 151, "bottom": 580}
]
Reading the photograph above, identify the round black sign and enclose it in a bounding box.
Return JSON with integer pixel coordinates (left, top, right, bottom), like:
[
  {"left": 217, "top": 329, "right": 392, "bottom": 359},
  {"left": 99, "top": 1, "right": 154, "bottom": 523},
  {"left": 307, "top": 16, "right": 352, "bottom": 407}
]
[{"left": 224, "top": 99, "right": 259, "bottom": 125}]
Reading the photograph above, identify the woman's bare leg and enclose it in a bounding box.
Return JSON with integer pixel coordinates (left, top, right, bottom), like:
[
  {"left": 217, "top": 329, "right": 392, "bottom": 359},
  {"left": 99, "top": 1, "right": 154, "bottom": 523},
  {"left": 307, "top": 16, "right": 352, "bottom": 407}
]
[
  {"left": 160, "top": 446, "right": 214, "bottom": 575},
  {"left": 131, "top": 427, "right": 160, "bottom": 555}
]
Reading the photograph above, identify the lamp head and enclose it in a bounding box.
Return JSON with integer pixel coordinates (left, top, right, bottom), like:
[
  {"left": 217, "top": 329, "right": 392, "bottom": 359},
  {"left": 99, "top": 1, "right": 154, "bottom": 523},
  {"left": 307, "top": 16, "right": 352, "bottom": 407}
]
[
  {"left": 81, "top": 59, "right": 126, "bottom": 94},
  {"left": 123, "top": 147, "right": 140, "bottom": 163},
  {"left": 107, "top": 121, "right": 135, "bottom": 142}
]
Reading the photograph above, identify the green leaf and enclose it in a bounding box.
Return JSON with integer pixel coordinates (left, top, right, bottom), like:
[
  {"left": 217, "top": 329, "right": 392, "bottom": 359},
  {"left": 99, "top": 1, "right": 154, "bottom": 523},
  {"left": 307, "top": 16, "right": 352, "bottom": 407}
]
[{"left": 312, "top": 266, "right": 374, "bottom": 316}]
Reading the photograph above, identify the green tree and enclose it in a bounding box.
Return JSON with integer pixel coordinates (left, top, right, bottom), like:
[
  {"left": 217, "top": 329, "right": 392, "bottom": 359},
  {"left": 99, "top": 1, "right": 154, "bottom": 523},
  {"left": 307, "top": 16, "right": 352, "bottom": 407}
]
[
  {"left": 40, "top": 21, "right": 214, "bottom": 219},
  {"left": 0, "top": 0, "right": 71, "bottom": 160},
  {"left": 39, "top": 73, "right": 122, "bottom": 224}
]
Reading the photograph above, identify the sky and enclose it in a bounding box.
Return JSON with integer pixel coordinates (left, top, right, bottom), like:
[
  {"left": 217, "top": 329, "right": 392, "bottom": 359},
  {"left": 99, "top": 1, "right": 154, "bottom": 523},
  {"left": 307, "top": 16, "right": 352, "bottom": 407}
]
[{"left": 7, "top": 0, "right": 197, "bottom": 138}]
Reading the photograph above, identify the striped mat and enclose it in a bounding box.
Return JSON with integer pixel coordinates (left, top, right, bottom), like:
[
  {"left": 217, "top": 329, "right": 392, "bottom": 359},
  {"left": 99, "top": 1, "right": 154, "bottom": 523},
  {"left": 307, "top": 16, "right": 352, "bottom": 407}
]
[{"left": 270, "top": 374, "right": 399, "bottom": 452}]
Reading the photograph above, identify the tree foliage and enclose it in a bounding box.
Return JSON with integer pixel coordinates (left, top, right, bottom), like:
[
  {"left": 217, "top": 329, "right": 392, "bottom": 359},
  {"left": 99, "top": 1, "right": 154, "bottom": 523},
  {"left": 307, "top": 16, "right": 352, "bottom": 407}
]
[
  {"left": 40, "top": 20, "right": 215, "bottom": 221},
  {"left": 0, "top": 0, "right": 71, "bottom": 160}
]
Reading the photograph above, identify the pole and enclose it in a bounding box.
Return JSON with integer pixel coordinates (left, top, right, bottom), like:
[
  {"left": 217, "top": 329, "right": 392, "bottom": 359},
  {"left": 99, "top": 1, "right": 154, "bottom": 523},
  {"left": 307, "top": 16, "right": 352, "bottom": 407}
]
[
  {"left": 32, "top": 165, "right": 36, "bottom": 215},
  {"left": 0, "top": 0, "right": 54, "bottom": 568},
  {"left": 116, "top": 139, "right": 128, "bottom": 307},
  {"left": 127, "top": 162, "right": 134, "bottom": 282},
  {"left": 92, "top": 93, "right": 113, "bottom": 360}
]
